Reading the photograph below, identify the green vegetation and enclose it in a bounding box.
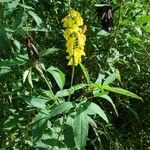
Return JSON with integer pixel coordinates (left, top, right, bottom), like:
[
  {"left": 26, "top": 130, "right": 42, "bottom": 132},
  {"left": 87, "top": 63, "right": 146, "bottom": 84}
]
[{"left": 0, "top": 0, "right": 150, "bottom": 149}]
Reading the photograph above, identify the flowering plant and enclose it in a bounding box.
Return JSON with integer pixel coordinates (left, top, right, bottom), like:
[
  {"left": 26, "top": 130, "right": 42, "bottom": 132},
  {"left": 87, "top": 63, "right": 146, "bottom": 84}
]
[{"left": 62, "top": 10, "right": 87, "bottom": 66}]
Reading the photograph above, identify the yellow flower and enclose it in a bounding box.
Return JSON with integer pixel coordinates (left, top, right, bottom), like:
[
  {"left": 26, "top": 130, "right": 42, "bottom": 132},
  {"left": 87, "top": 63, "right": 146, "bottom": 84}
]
[
  {"left": 69, "top": 10, "right": 83, "bottom": 26},
  {"left": 62, "top": 9, "right": 87, "bottom": 66},
  {"left": 64, "top": 29, "right": 71, "bottom": 40},
  {"left": 69, "top": 10, "right": 78, "bottom": 17},
  {"left": 62, "top": 17, "right": 74, "bottom": 28},
  {"left": 66, "top": 37, "right": 75, "bottom": 48},
  {"left": 75, "top": 48, "right": 85, "bottom": 56},
  {"left": 81, "top": 25, "right": 87, "bottom": 34},
  {"left": 78, "top": 33, "right": 86, "bottom": 46}
]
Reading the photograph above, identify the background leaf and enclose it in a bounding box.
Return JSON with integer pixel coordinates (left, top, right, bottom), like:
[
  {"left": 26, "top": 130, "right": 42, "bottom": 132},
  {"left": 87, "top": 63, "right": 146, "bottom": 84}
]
[
  {"left": 25, "top": 97, "right": 46, "bottom": 109},
  {"left": 135, "top": 16, "right": 150, "bottom": 26},
  {"left": 0, "top": 0, "right": 13, "bottom": 2},
  {"left": 80, "top": 63, "right": 90, "bottom": 84},
  {"left": 28, "top": 10, "right": 42, "bottom": 26},
  {"left": 7, "top": 0, "right": 20, "bottom": 9}
]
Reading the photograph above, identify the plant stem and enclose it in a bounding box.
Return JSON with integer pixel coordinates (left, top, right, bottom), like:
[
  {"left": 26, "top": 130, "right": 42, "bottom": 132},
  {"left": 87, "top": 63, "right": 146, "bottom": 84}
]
[
  {"left": 68, "top": 66, "right": 75, "bottom": 101},
  {"left": 92, "top": 126, "right": 103, "bottom": 150},
  {"left": 41, "top": 74, "right": 59, "bottom": 104}
]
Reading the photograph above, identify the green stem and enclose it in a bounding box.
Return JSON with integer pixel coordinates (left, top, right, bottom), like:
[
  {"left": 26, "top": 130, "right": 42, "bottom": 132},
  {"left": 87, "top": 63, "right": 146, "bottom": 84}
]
[
  {"left": 41, "top": 74, "right": 59, "bottom": 104},
  {"left": 68, "top": 65, "right": 75, "bottom": 101},
  {"left": 92, "top": 126, "right": 103, "bottom": 150}
]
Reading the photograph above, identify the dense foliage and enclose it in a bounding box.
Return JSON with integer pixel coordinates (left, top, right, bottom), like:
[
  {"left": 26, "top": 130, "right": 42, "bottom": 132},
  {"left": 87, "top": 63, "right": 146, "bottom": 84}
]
[{"left": 0, "top": 0, "right": 150, "bottom": 149}]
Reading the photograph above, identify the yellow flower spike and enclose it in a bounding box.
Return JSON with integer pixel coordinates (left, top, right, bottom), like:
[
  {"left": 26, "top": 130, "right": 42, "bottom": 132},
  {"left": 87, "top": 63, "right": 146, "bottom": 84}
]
[
  {"left": 81, "top": 25, "right": 87, "bottom": 34},
  {"left": 66, "top": 37, "right": 75, "bottom": 47},
  {"left": 62, "top": 9, "right": 87, "bottom": 66}
]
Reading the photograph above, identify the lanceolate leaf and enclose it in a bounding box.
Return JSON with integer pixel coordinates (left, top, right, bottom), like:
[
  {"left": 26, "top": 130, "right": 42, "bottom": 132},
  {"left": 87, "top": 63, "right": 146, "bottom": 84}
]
[
  {"left": 80, "top": 63, "right": 90, "bottom": 84},
  {"left": 3, "top": 116, "right": 19, "bottom": 130},
  {"left": 73, "top": 111, "right": 89, "bottom": 150},
  {"left": 23, "top": 69, "right": 30, "bottom": 83},
  {"left": 28, "top": 67, "right": 33, "bottom": 88},
  {"left": 41, "top": 47, "right": 60, "bottom": 57},
  {"left": 103, "top": 73, "right": 117, "bottom": 85},
  {"left": 47, "top": 102, "right": 73, "bottom": 119},
  {"left": 86, "top": 102, "right": 109, "bottom": 123},
  {"left": 102, "top": 84, "right": 142, "bottom": 100},
  {"left": 94, "top": 93, "right": 118, "bottom": 116},
  {"left": 25, "top": 97, "right": 46, "bottom": 109},
  {"left": 0, "top": 0, "right": 13, "bottom": 2},
  {"left": 56, "top": 84, "right": 87, "bottom": 97},
  {"left": 47, "top": 66, "right": 65, "bottom": 90},
  {"left": 95, "top": 73, "right": 105, "bottom": 85},
  {"left": 28, "top": 10, "right": 42, "bottom": 26}
]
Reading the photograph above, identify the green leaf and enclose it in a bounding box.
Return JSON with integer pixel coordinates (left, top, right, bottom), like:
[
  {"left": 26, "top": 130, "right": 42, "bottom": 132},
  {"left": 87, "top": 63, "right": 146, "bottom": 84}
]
[
  {"left": 32, "top": 110, "right": 48, "bottom": 142},
  {"left": 0, "top": 57, "right": 27, "bottom": 68},
  {"left": 0, "top": 66, "right": 11, "bottom": 78},
  {"left": 80, "top": 63, "right": 90, "bottom": 84},
  {"left": 48, "top": 102, "right": 73, "bottom": 119},
  {"left": 94, "top": 93, "right": 118, "bottom": 116},
  {"left": 115, "top": 69, "right": 121, "bottom": 82},
  {"left": 21, "top": 27, "right": 48, "bottom": 32},
  {"left": 40, "top": 89, "right": 54, "bottom": 100},
  {"left": 87, "top": 116, "right": 97, "bottom": 128},
  {"left": 18, "top": 4, "right": 34, "bottom": 10},
  {"left": 135, "top": 16, "right": 150, "bottom": 26},
  {"left": 135, "top": 27, "right": 142, "bottom": 35},
  {"left": 37, "top": 139, "right": 65, "bottom": 149},
  {"left": 13, "top": 10, "right": 27, "bottom": 28},
  {"left": 112, "top": 0, "right": 117, "bottom": 4},
  {"left": 23, "top": 69, "right": 30, "bottom": 83},
  {"left": 3, "top": 116, "right": 18, "bottom": 130},
  {"left": 129, "top": 35, "right": 142, "bottom": 42},
  {"left": 103, "top": 73, "right": 117, "bottom": 85},
  {"left": 28, "top": 10, "right": 42, "bottom": 26},
  {"left": 56, "top": 84, "right": 87, "bottom": 97},
  {"left": 25, "top": 97, "right": 46, "bottom": 109},
  {"left": 73, "top": 111, "right": 89, "bottom": 150},
  {"left": 28, "top": 67, "right": 33, "bottom": 88},
  {"left": 47, "top": 66, "right": 65, "bottom": 90},
  {"left": 95, "top": 4, "right": 111, "bottom": 7},
  {"left": 95, "top": 73, "right": 105, "bottom": 85},
  {"left": 86, "top": 102, "right": 108, "bottom": 123},
  {"left": 0, "top": 0, "right": 13, "bottom": 2},
  {"left": 63, "top": 116, "right": 75, "bottom": 148},
  {"left": 13, "top": 39, "right": 21, "bottom": 50},
  {"left": 143, "top": 26, "right": 150, "bottom": 33},
  {"left": 125, "top": 105, "right": 140, "bottom": 121},
  {"left": 55, "top": 89, "right": 70, "bottom": 97},
  {"left": 97, "top": 30, "right": 110, "bottom": 36},
  {"left": 7, "top": 0, "right": 20, "bottom": 9},
  {"left": 41, "top": 47, "right": 60, "bottom": 57},
  {"left": 102, "top": 84, "right": 142, "bottom": 100}
]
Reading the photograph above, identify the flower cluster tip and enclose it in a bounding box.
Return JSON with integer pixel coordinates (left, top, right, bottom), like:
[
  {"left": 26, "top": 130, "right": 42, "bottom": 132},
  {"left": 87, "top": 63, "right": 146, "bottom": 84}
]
[{"left": 62, "top": 10, "right": 87, "bottom": 66}]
